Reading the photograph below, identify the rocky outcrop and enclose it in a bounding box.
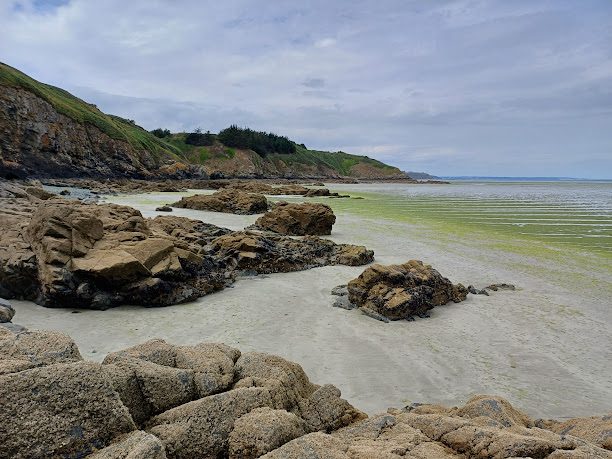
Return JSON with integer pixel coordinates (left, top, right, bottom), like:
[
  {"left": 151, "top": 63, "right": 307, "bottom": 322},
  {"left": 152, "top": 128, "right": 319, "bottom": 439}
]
[
  {"left": 0, "top": 182, "right": 373, "bottom": 309},
  {"left": 0, "top": 85, "right": 201, "bottom": 180},
  {"left": 2, "top": 327, "right": 609, "bottom": 459},
  {"left": 209, "top": 231, "right": 374, "bottom": 273},
  {"left": 346, "top": 260, "right": 468, "bottom": 321},
  {"left": 253, "top": 202, "right": 336, "bottom": 236},
  {"left": 172, "top": 189, "right": 268, "bottom": 214}
]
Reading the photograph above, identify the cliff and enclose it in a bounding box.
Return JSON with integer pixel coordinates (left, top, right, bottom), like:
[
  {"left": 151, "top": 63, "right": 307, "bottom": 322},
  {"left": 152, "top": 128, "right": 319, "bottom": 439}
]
[{"left": 0, "top": 62, "right": 405, "bottom": 180}]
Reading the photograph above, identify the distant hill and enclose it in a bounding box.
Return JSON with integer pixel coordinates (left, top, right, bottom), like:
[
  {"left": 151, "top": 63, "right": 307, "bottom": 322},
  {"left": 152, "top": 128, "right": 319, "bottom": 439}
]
[{"left": 0, "top": 62, "right": 404, "bottom": 180}]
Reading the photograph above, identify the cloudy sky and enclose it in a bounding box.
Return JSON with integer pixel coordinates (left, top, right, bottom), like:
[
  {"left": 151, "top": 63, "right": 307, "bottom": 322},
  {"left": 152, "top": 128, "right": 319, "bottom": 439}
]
[{"left": 1, "top": 0, "right": 611, "bottom": 178}]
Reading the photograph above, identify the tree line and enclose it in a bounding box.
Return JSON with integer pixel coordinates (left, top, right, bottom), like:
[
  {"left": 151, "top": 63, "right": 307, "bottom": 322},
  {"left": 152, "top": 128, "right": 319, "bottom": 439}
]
[{"left": 151, "top": 125, "right": 297, "bottom": 156}]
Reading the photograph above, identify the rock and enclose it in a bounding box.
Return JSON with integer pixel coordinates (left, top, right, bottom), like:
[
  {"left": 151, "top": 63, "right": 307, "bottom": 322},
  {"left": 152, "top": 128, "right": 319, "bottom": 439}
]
[
  {"left": 224, "top": 182, "right": 311, "bottom": 196},
  {"left": 148, "top": 387, "right": 274, "bottom": 459},
  {"left": 72, "top": 248, "right": 151, "bottom": 281},
  {"left": 25, "top": 186, "right": 56, "bottom": 200},
  {"left": 486, "top": 283, "right": 516, "bottom": 291},
  {"left": 1, "top": 328, "right": 610, "bottom": 459},
  {"left": 103, "top": 339, "right": 239, "bottom": 424},
  {"left": 1, "top": 196, "right": 230, "bottom": 308},
  {"left": 209, "top": 232, "right": 373, "bottom": 274},
  {"left": 253, "top": 202, "right": 336, "bottom": 235},
  {"left": 333, "top": 245, "right": 375, "bottom": 266},
  {"left": 546, "top": 415, "right": 612, "bottom": 450},
  {"left": 228, "top": 407, "right": 306, "bottom": 459},
  {"left": 0, "top": 321, "right": 27, "bottom": 333},
  {"left": 0, "top": 361, "right": 135, "bottom": 458},
  {"left": 469, "top": 283, "right": 515, "bottom": 295},
  {"left": 331, "top": 285, "right": 348, "bottom": 296},
  {"left": 347, "top": 260, "right": 468, "bottom": 321},
  {"left": 234, "top": 352, "right": 364, "bottom": 432},
  {"left": 0, "top": 297, "right": 15, "bottom": 322},
  {"left": 155, "top": 205, "right": 172, "bottom": 212},
  {"left": 455, "top": 395, "right": 534, "bottom": 427},
  {"left": 297, "top": 384, "right": 367, "bottom": 432},
  {"left": 360, "top": 306, "right": 391, "bottom": 322},
  {"left": 332, "top": 296, "right": 356, "bottom": 310},
  {"left": 87, "top": 431, "right": 167, "bottom": 459},
  {"left": 0, "top": 328, "right": 83, "bottom": 368},
  {"left": 261, "top": 432, "right": 350, "bottom": 458},
  {"left": 172, "top": 189, "right": 268, "bottom": 214}
]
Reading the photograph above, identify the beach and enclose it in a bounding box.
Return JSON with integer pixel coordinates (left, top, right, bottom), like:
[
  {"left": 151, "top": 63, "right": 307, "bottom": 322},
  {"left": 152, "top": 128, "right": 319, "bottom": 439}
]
[{"left": 13, "top": 181, "right": 612, "bottom": 419}]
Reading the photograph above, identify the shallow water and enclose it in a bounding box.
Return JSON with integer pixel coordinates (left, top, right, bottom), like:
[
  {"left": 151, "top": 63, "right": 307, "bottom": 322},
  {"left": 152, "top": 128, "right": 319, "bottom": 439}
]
[{"left": 324, "top": 181, "right": 612, "bottom": 254}]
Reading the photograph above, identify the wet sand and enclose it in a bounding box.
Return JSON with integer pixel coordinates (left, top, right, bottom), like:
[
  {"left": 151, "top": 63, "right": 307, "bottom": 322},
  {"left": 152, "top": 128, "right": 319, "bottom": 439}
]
[{"left": 13, "top": 188, "right": 612, "bottom": 418}]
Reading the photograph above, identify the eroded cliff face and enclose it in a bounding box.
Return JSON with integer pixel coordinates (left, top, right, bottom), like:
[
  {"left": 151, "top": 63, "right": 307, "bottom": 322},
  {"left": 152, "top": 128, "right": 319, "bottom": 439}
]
[
  {"left": 0, "top": 84, "right": 405, "bottom": 180},
  {"left": 0, "top": 87, "right": 173, "bottom": 179}
]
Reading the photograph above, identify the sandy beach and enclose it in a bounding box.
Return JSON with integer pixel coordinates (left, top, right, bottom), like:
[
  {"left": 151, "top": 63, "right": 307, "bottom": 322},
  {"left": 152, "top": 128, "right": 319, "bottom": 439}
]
[{"left": 13, "top": 186, "right": 612, "bottom": 419}]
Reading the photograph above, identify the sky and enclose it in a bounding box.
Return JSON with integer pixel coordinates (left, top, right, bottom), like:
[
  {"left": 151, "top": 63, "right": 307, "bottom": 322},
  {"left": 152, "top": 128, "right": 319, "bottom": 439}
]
[{"left": 1, "top": 0, "right": 611, "bottom": 178}]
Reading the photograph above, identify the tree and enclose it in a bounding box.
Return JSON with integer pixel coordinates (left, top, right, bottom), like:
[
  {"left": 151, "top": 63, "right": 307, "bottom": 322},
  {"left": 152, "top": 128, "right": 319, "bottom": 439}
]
[
  {"left": 217, "top": 125, "right": 296, "bottom": 157},
  {"left": 151, "top": 128, "right": 171, "bottom": 138},
  {"left": 185, "top": 128, "right": 215, "bottom": 146}
]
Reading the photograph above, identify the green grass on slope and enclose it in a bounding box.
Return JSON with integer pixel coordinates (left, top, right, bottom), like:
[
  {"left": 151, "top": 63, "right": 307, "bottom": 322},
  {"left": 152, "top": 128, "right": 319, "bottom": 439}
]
[
  {"left": 0, "top": 62, "right": 181, "bottom": 159},
  {"left": 268, "top": 145, "right": 400, "bottom": 176}
]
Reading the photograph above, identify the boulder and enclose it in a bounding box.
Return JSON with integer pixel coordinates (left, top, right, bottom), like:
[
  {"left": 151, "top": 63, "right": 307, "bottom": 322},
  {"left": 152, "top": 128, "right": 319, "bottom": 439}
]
[
  {"left": 228, "top": 407, "right": 306, "bottom": 459},
  {"left": 209, "top": 232, "right": 373, "bottom": 274},
  {"left": 455, "top": 395, "right": 534, "bottom": 428},
  {"left": 0, "top": 328, "right": 82, "bottom": 369},
  {"left": 147, "top": 387, "right": 274, "bottom": 459},
  {"left": 0, "top": 297, "right": 14, "bottom": 322},
  {"left": 25, "top": 186, "right": 56, "bottom": 200},
  {"left": 72, "top": 248, "right": 151, "bottom": 282},
  {"left": 234, "top": 352, "right": 365, "bottom": 431},
  {"left": 347, "top": 260, "right": 468, "bottom": 321},
  {"left": 261, "top": 432, "right": 350, "bottom": 458},
  {"left": 546, "top": 415, "right": 612, "bottom": 450},
  {"left": 87, "top": 431, "right": 167, "bottom": 459},
  {"left": 1, "top": 195, "right": 231, "bottom": 308},
  {"left": 103, "top": 339, "right": 240, "bottom": 425},
  {"left": 253, "top": 202, "right": 336, "bottom": 235},
  {"left": 0, "top": 361, "right": 135, "bottom": 458},
  {"left": 172, "top": 189, "right": 268, "bottom": 214}
]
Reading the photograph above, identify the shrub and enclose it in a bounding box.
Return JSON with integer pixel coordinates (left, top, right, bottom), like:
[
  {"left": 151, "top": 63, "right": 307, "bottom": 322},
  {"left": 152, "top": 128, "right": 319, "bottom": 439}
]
[
  {"left": 151, "top": 128, "right": 171, "bottom": 138},
  {"left": 217, "top": 125, "right": 296, "bottom": 157},
  {"left": 185, "top": 128, "right": 215, "bottom": 146}
]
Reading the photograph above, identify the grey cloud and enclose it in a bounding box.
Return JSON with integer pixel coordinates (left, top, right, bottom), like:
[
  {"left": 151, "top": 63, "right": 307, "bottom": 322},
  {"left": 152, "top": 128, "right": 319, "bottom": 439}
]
[
  {"left": 0, "top": 0, "right": 611, "bottom": 177},
  {"left": 302, "top": 78, "right": 325, "bottom": 88}
]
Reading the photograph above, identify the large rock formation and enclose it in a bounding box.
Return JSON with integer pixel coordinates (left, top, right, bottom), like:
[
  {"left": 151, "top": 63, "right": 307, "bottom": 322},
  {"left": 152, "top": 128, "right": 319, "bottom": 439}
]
[
  {"left": 210, "top": 231, "right": 373, "bottom": 273},
  {"left": 172, "top": 189, "right": 268, "bottom": 214},
  {"left": 1, "top": 327, "right": 609, "bottom": 458},
  {"left": 346, "top": 260, "right": 468, "bottom": 321},
  {"left": 253, "top": 202, "right": 336, "bottom": 236},
  {"left": 0, "top": 181, "right": 373, "bottom": 309}
]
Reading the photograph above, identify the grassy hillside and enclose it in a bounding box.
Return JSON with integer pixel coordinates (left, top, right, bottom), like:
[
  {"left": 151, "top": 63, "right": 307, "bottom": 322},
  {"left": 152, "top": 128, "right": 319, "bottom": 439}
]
[
  {"left": 0, "top": 62, "right": 182, "bottom": 160},
  {"left": 0, "top": 62, "right": 404, "bottom": 177},
  {"left": 269, "top": 145, "right": 400, "bottom": 176}
]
